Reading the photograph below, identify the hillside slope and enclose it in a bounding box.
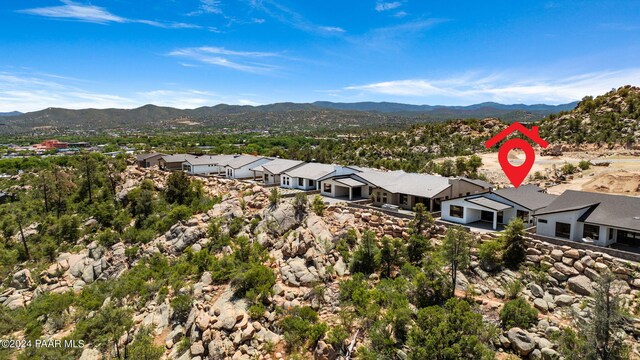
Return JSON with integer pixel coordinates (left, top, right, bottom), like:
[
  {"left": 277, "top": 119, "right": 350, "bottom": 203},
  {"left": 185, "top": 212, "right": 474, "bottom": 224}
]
[{"left": 538, "top": 85, "right": 640, "bottom": 148}]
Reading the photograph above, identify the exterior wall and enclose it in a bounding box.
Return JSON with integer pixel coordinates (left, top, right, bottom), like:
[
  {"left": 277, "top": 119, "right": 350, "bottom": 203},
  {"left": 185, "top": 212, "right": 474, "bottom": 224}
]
[
  {"left": 138, "top": 155, "right": 163, "bottom": 168},
  {"left": 441, "top": 198, "right": 492, "bottom": 226},
  {"left": 228, "top": 159, "right": 273, "bottom": 179},
  {"left": 535, "top": 208, "right": 589, "bottom": 242},
  {"left": 448, "top": 179, "right": 489, "bottom": 198},
  {"left": 485, "top": 193, "right": 536, "bottom": 226},
  {"left": 371, "top": 189, "right": 402, "bottom": 208},
  {"left": 160, "top": 160, "right": 184, "bottom": 171},
  {"left": 280, "top": 176, "right": 317, "bottom": 190},
  {"left": 184, "top": 163, "right": 222, "bottom": 175}
]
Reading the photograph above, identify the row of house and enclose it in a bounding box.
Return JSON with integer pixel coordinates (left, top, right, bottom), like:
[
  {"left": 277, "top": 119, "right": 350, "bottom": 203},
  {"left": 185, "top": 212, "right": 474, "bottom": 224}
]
[
  {"left": 136, "top": 152, "right": 640, "bottom": 250},
  {"left": 136, "top": 153, "right": 493, "bottom": 211}
]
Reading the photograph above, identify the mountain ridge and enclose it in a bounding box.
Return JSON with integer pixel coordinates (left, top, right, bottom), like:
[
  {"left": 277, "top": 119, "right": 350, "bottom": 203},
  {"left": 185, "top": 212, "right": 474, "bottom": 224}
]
[{"left": 0, "top": 100, "right": 578, "bottom": 134}]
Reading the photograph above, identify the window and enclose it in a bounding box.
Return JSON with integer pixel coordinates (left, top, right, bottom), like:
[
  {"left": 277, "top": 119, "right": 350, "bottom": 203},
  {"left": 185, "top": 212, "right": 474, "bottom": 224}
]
[
  {"left": 382, "top": 192, "right": 388, "bottom": 203},
  {"left": 309, "top": 180, "right": 315, "bottom": 187},
  {"left": 450, "top": 205, "right": 464, "bottom": 218},
  {"left": 555, "top": 222, "right": 571, "bottom": 239},
  {"left": 376, "top": 192, "right": 381, "bottom": 203},
  {"left": 369, "top": 187, "right": 373, "bottom": 196},
  {"left": 400, "top": 194, "right": 408, "bottom": 205},
  {"left": 298, "top": 178, "right": 304, "bottom": 186},
  {"left": 516, "top": 210, "right": 529, "bottom": 219},
  {"left": 538, "top": 219, "right": 548, "bottom": 224},
  {"left": 323, "top": 183, "right": 332, "bottom": 193},
  {"left": 583, "top": 224, "right": 600, "bottom": 240},
  {"left": 609, "top": 228, "right": 615, "bottom": 240}
]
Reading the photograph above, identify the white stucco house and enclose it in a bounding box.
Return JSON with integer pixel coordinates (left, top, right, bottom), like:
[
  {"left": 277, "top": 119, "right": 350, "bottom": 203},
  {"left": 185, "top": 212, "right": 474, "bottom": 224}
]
[
  {"left": 534, "top": 190, "right": 640, "bottom": 248},
  {"left": 223, "top": 155, "right": 273, "bottom": 179},
  {"left": 182, "top": 155, "right": 238, "bottom": 175},
  {"left": 250, "top": 158, "right": 305, "bottom": 185},
  {"left": 280, "top": 163, "right": 339, "bottom": 190},
  {"left": 441, "top": 184, "right": 557, "bottom": 230}
]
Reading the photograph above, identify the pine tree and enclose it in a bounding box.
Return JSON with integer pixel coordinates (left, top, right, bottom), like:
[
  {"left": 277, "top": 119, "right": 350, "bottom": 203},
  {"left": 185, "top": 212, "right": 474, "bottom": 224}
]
[{"left": 441, "top": 226, "right": 472, "bottom": 297}]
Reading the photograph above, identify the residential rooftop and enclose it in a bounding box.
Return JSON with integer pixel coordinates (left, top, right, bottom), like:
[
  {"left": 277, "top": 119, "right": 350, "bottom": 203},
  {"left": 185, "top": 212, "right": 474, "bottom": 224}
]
[{"left": 535, "top": 190, "right": 640, "bottom": 232}]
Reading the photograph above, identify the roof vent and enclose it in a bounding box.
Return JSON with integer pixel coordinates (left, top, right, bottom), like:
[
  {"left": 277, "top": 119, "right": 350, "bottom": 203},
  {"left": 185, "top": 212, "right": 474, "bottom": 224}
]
[{"left": 635, "top": 216, "right": 640, "bottom": 220}]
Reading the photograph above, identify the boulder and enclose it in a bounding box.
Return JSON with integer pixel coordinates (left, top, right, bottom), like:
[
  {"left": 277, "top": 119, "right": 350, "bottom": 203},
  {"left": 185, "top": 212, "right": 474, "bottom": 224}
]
[
  {"left": 506, "top": 328, "right": 536, "bottom": 356},
  {"left": 553, "top": 262, "right": 579, "bottom": 277},
  {"left": 529, "top": 283, "right": 544, "bottom": 298},
  {"left": 315, "top": 340, "right": 337, "bottom": 360},
  {"left": 306, "top": 214, "right": 334, "bottom": 245},
  {"left": 79, "top": 348, "right": 102, "bottom": 360},
  {"left": 554, "top": 294, "right": 574, "bottom": 307},
  {"left": 541, "top": 347, "right": 560, "bottom": 360},
  {"left": 190, "top": 341, "right": 205, "bottom": 356},
  {"left": 261, "top": 203, "right": 298, "bottom": 235},
  {"left": 533, "top": 298, "right": 548, "bottom": 312},
  {"left": 568, "top": 275, "right": 594, "bottom": 296},
  {"left": 280, "top": 257, "right": 320, "bottom": 286},
  {"left": 11, "top": 269, "right": 34, "bottom": 289},
  {"left": 334, "top": 258, "right": 347, "bottom": 276}
]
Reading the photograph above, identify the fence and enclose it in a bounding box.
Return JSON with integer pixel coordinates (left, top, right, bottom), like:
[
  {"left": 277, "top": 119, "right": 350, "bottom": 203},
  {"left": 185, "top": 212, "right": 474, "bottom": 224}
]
[
  {"left": 347, "top": 203, "right": 415, "bottom": 219},
  {"left": 525, "top": 229, "right": 640, "bottom": 263}
]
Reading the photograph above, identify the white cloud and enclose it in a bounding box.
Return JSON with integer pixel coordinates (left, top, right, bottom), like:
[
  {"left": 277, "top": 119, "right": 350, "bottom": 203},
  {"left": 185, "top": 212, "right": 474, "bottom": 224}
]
[
  {"left": 187, "top": 0, "right": 223, "bottom": 16},
  {"left": 168, "top": 47, "right": 280, "bottom": 73},
  {"left": 248, "top": 0, "right": 345, "bottom": 35},
  {"left": 375, "top": 2, "right": 402, "bottom": 12},
  {"left": 238, "top": 99, "right": 261, "bottom": 106},
  {"left": 344, "top": 69, "right": 640, "bottom": 104},
  {"left": 18, "top": 0, "right": 200, "bottom": 29},
  {"left": 0, "top": 71, "right": 252, "bottom": 112}
]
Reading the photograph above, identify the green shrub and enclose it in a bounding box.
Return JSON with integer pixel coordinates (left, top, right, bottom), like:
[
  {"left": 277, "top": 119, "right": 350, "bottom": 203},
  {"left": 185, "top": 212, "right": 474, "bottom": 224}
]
[
  {"left": 478, "top": 239, "right": 503, "bottom": 271},
  {"left": 127, "top": 327, "right": 164, "bottom": 360},
  {"left": 561, "top": 162, "right": 578, "bottom": 175},
  {"left": 232, "top": 263, "right": 275, "bottom": 303},
  {"left": 326, "top": 325, "right": 349, "bottom": 352},
  {"left": 350, "top": 230, "right": 379, "bottom": 275},
  {"left": 578, "top": 160, "right": 591, "bottom": 170},
  {"left": 407, "top": 298, "right": 495, "bottom": 360},
  {"left": 311, "top": 195, "right": 326, "bottom": 216},
  {"left": 500, "top": 297, "right": 538, "bottom": 329},
  {"left": 504, "top": 279, "right": 523, "bottom": 300},
  {"left": 171, "top": 294, "right": 193, "bottom": 323},
  {"left": 249, "top": 303, "right": 266, "bottom": 319},
  {"left": 269, "top": 188, "right": 281, "bottom": 206},
  {"left": 279, "top": 306, "right": 327, "bottom": 349}
]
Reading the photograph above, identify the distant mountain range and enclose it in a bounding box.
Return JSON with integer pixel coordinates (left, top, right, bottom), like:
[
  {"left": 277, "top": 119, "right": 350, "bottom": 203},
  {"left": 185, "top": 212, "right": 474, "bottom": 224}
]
[
  {"left": 311, "top": 101, "right": 576, "bottom": 113},
  {"left": 0, "top": 101, "right": 578, "bottom": 134},
  {"left": 0, "top": 111, "right": 22, "bottom": 117}
]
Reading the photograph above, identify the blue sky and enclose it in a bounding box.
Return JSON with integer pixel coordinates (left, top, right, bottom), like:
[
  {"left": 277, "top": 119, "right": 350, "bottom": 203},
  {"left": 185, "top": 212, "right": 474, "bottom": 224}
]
[{"left": 1, "top": 0, "right": 639, "bottom": 111}]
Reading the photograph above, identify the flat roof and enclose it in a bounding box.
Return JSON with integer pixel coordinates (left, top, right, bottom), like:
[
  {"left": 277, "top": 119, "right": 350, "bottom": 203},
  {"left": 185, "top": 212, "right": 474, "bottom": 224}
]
[
  {"left": 284, "top": 163, "right": 336, "bottom": 180},
  {"left": 252, "top": 158, "right": 305, "bottom": 174},
  {"left": 493, "top": 184, "right": 558, "bottom": 211},
  {"left": 334, "top": 177, "right": 367, "bottom": 188},
  {"left": 466, "top": 197, "right": 512, "bottom": 211},
  {"left": 354, "top": 170, "right": 451, "bottom": 199}
]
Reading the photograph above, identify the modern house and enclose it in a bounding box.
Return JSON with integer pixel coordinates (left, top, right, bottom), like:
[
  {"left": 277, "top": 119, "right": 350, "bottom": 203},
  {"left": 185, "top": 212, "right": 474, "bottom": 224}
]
[
  {"left": 135, "top": 153, "right": 166, "bottom": 168},
  {"left": 281, "top": 163, "right": 338, "bottom": 190},
  {"left": 182, "top": 155, "right": 238, "bottom": 176},
  {"left": 325, "top": 170, "right": 492, "bottom": 211},
  {"left": 159, "top": 154, "right": 198, "bottom": 171},
  {"left": 250, "top": 158, "right": 305, "bottom": 185},
  {"left": 441, "top": 184, "right": 557, "bottom": 230},
  {"left": 534, "top": 190, "right": 640, "bottom": 248},
  {"left": 223, "top": 155, "right": 273, "bottom": 179}
]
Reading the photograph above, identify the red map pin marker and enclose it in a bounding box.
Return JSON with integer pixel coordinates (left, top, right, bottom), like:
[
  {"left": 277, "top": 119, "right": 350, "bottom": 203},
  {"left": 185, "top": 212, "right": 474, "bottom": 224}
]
[
  {"left": 485, "top": 123, "right": 549, "bottom": 188},
  {"left": 497, "top": 138, "right": 535, "bottom": 188}
]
